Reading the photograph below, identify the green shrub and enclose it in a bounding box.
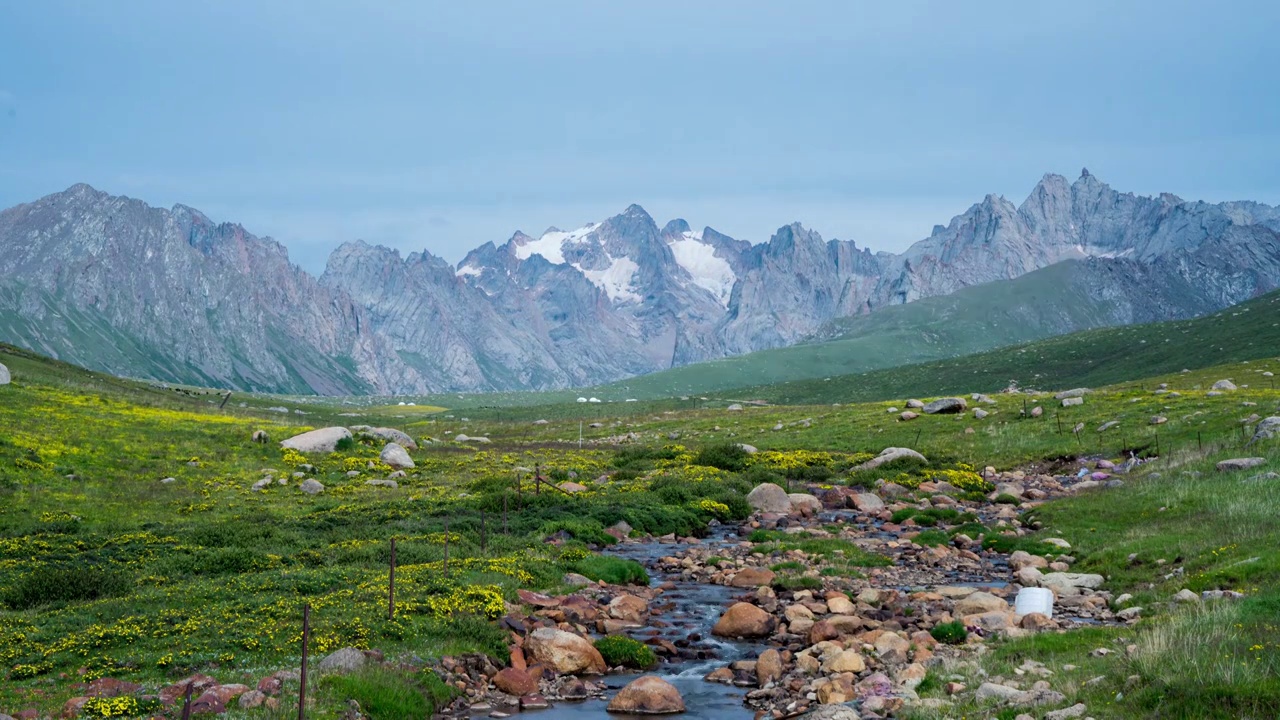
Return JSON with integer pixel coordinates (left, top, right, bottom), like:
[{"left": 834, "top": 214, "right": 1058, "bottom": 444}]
[
  {"left": 912, "top": 529, "right": 950, "bottom": 547},
  {"left": 325, "top": 668, "right": 438, "bottom": 720},
  {"left": 334, "top": 436, "right": 356, "bottom": 452},
  {"left": 890, "top": 508, "right": 917, "bottom": 524},
  {"left": 564, "top": 555, "right": 649, "bottom": 585},
  {"left": 694, "top": 443, "right": 749, "bottom": 472},
  {"left": 772, "top": 574, "right": 822, "bottom": 591},
  {"left": 994, "top": 493, "right": 1021, "bottom": 505},
  {"left": 930, "top": 620, "right": 968, "bottom": 645},
  {"left": 594, "top": 635, "right": 657, "bottom": 669},
  {"left": 3, "top": 565, "right": 131, "bottom": 610},
  {"left": 770, "top": 560, "right": 805, "bottom": 572},
  {"left": 539, "top": 519, "right": 615, "bottom": 546}
]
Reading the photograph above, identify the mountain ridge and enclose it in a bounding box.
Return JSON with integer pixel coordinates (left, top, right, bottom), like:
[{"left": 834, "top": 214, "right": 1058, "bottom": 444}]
[{"left": 1, "top": 170, "right": 1277, "bottom": 394}]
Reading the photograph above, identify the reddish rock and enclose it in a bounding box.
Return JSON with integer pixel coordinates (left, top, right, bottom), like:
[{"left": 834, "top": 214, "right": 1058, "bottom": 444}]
[
  {"left": 517, "top": 589, "right": 560, "bottom": 608},
  {"left": 729, "top": 567, "right": 776, "bottom": 588},
  {"left": 190, "top": 691, "right": 227, "bottom": 715},
  {"left": 160, "top": 675, "right": 219, "bottom": 706},
  {"left": 61, "top": 698, "right": 88, "bottom": 719},
  {"left": 711, "top": 602, "right": 776, "bottom": 638},
  {"left": 257, "top": 676, "right": 282, "bottom": 696},
  {"left": 85, "top": 678, "right": 141, "bottom": 698},
  {"left": 493, "top": 668, "right": 539, "bottom": 697}
]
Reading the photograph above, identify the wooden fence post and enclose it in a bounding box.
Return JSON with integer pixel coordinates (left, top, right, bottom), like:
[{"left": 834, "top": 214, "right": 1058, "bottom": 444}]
[{"left": 298, "top": 604, "right": 311, "bottom": 720}]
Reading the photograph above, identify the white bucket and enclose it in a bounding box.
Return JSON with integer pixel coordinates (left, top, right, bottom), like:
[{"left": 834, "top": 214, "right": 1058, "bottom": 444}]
[{"left": 1014, "top": 587, "right": 1055, "bottom": 618}]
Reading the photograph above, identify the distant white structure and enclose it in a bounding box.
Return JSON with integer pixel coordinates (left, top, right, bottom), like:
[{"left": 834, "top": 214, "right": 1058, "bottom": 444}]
[
  {"left": 588, "top": 397, "right": 601, "bottom": 403},
  {"left": 577, "top": 397, "right": 588, "bottom": 403}
]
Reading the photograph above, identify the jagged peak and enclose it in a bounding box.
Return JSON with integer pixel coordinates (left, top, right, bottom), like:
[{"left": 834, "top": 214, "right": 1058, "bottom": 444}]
[{"left": 622, "top": 203, "right": 650, "bottom": 218}]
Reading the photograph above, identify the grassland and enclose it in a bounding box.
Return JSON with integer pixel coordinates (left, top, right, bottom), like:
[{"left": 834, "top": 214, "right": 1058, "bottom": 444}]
[{"left": 2, "top": 335, "right": 1279, "bottom": 718}]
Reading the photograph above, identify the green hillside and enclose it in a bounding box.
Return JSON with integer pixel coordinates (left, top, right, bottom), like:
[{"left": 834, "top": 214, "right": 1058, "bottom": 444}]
[{"left": 749, "top": 287, "right": 1280, "bottom": 405}]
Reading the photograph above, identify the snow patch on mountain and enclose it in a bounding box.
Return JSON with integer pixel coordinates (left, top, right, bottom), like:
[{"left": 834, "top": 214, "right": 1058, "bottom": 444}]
[
  {"left": 670, "top": 231, "right": 736, "bottom": 306},
  {"left": 577, "top": 256, "right": 641, "bottom": 303},
  {"left": 455, "top": 264, "right": 482, "bottom": 278},
  {"left": 515, "top": 224, "right": 597, "bottom": 264}
]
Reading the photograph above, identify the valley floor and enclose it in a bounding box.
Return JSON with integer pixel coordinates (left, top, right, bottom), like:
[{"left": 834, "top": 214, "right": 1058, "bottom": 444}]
[{"left": 1, "top": 345, "right": 1278, "bottom": 719}]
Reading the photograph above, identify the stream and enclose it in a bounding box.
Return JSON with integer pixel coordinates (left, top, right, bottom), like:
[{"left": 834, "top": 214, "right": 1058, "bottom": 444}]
[{"left": 526, "top": 525, "right": 762, "bottom": 719}]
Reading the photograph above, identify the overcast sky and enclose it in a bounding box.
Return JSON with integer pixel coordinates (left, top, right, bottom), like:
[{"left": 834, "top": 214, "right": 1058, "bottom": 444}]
[{"left": 2, "top": 1, "right": 1278, "bottom": 272}]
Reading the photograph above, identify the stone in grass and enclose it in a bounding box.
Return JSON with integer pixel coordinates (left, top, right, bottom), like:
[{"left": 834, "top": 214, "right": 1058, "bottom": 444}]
[
  {"left": 316, "top": 647, "right": 366, "bottom": 674},
  {"left": 0, "top": 362, "right": 9, "bottom": 385},
  {"left": 1212, "top": 379, "right": 1238, "bottom": 391},
  {"left": 1250, "top": 417, "right": 1280, "bottom": 444},
  {"left": 299, "top": 479, "right": 325, "bottom": 495},
  {"left": 852, "top": 446, "right": 927, "bottom": 471},
  {"left": 923, "top": 397, "right": 967, "bottom": 414},
  {"left": 280, "top": 427, "right": 352, "bottom": 453},
  {"left": 1173, "top": 589, "right": 1200, "bottom": 603},
  {"left": 1216, "top": 457, "right": 1266, "bottom": 472},
  {"left": 379, "top": 442, "right": 415, "bottom": 470},
  {"left": 1062, "top": 397, "right": 1084, "bottom": 407}
]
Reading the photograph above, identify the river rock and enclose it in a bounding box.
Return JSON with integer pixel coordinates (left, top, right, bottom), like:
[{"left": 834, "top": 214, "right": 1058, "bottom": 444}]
[
  {"left": 923, "top": 397, "right": 967, "bottom": 414},
  {"left": 712, "top": 602, "right": 776, "bottom": 638},
  {"left": 822, "top": 649, "right": 866, "bottom": 673},
  {"left": 1039, "top": 572, "right": 1105, "bottom": 592},
  {"left": 379, "top": 442, "right": 415, "bottom": 470},
  {"left": 756, "top": 648, "right": 783, "bottom": 686},
  {"left": 525, "top": 628, "right": 606, "bottom": 675},
  {"left": 852, "top": 493, "right": 885, "bottom": 512},
  {"left": 853, "top": 446, "right": 927, "bottom": 471},
  {"left": 493, "top": 668, "right": 539, "bottom": 696},
  {"left": 954, "top": 592, "right": 1007, "bottom": 616},
  {"left": 746, "top": 483, "right": 791, "bottom": 513},
  {"left": 1216, "top": 457, "right": 1266, "bottom": 471},
  {"left": 280, "top": 427, "right": 351, "bottom": 453},
  {"left": 797, "top": 706, "right": 862, "bottom": 719},
  {"left": 608, "top": 594, "right": 649, "bottom": 622},
  {"left": 789, "top": 493, "right": 823, "bottom": 515},
  {"left": 606, "top": 676, "right": 685, "bottom": 714},
  {"left": 730, "top": 567, "right": 776, "bottom": 588}
]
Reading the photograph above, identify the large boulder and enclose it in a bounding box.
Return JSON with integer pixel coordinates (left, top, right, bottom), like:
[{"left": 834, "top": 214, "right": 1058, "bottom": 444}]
[
  {"left": 0, "top": 362, "right": 9, "bottom": 385},
  {"left": 280, "top": 427, "right": 351, "bottom": 453},
  {"left": 1054, "top": 388, "right": 1091, "bottom": 400},
  {"left": 606, "top": 676, "right": 685, "bottom": 714},
  {"left": 746, "top": 483, "right": 791, "bottom": 513},
  {"left": 525, "top": 628, "right": 606, "bottom": 675},
  {"left": 1211, "top": 379, "right": 1238, "bottom": 391},
  {"left": 852, "top": 447, "right": 927, "bottom": 472},
  {"left": 756, "top": 648, "right": 783, "bottom": 686},
  {"left": 1039, "top": 572, "right": 1105, "bottom": 592},
  {"left": 712, "top": 602, "right": 776, "bottom": 638},
  {"left": 923, "top": 398, "right": 967, "bottom": 414},
  {"left": 299, "top": 479, "right": 325, "bottom": 495},
  {"left": 379, "top": 442, "right": 415, "bottom": 470}
]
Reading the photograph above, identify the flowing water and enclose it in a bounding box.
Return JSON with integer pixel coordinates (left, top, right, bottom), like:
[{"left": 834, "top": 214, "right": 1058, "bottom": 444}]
[{"left": 523, "top": 527, "right": 762, "bottom": 719}]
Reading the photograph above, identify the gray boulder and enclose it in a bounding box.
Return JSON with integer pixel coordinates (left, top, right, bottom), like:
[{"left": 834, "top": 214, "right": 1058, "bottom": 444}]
[
  {"left": 1062, "top": 397, "right": 1084, "bottom": 407},
  {"left": 357, "top": 426, "right": 418, "bottom": 450},
  {"left": 299, "top": 478, "right": 325, "bottom": 495},
  {"left": 365, "top": 479, "right": 399, "bottom": 488},
  {"left": 316, "top": 647, "right": 366, "bottom": 674},
  {"left": 1211, "top": 379, "right": 1238, "bottom": 391},
  {"left": 281, "top": 427, "right": 351, "bottom": 453},
  {"left": 379, "top": 442, "right": 415, "bottom": 470},
  {"left": 1216, "top": 457, "right": 1266, "bottom": 472},
  {"left": 0, "top": 362, "right": 9, "bottom": 385},
  {"left": 1250, "top": 417, "right": 1280, "bottom": 444},
  {"left": 923, "top": 397, "right": 967, "bottom": 414},
  {"left": 852, "top": 447, "right": 927, "bottom": 471},
  {"left": 746, "top": 483, "right": 791, "bottom": 513},
  {"left": 1054, "top": 388, "right": 1091, "bottom": 399}
]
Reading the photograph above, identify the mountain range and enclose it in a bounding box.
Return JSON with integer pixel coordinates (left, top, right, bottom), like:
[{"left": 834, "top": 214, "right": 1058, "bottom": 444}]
[{"left": 1, "top": 170, "right": 1278, "bottom": 395}]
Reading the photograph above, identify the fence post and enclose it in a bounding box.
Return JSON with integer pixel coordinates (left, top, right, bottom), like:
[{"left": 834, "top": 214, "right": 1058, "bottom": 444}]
[
  {"left": 388, "top": 538, "right": 397, "bottom": 621},
  {"left": 181, "top": 683, "right": 193, "bottom": 720},
  {"left": 298, "top": 604, "right": 311, "bottom": 720}
]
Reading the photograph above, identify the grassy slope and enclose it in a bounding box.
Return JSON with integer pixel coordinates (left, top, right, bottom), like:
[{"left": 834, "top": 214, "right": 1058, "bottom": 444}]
[{"left": 2, "top": 332, "right": 1279, "bottom": 717}]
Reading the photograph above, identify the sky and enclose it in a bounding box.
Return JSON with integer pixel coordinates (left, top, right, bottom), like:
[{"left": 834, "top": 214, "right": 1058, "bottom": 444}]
[{"left": 1, "top": 0, "right": 1278, "bottom": 273}]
